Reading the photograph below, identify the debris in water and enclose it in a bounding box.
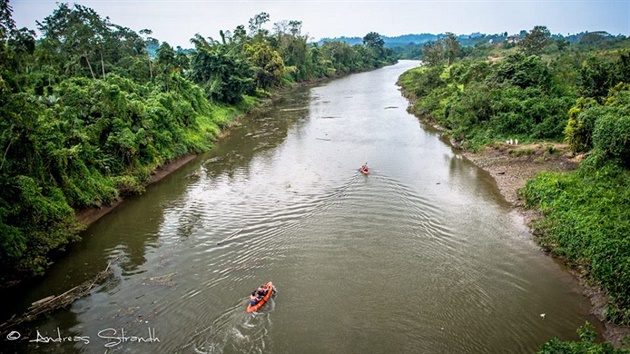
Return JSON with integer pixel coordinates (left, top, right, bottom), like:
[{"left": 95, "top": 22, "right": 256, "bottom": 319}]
[{"left": 0, "top": 262, "right": 114, "bottom": 331}]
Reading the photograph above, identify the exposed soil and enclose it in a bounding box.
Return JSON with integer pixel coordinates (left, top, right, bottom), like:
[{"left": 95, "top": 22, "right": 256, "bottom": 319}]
[
  {"left": 462, "top": 142, "right": 580, "bottom": 207},
  {"left": 462, "top": 141, "right": 630, "bottom": 347}
]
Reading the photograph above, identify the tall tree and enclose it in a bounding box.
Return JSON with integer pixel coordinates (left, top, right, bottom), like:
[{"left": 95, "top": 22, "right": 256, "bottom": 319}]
[
  {"left": 36, "top": 3, "right": 146, "bottom": 80},
  {"left": 139, "top": 29, "right": 158, "bottom": 80},
  {"left": 189, "top": 32, "right": 254, "bottom": 102},
  {"left": 443, "top": 32, "right": 461, "bottom": 65},
  {"left": 271, "top": 20, "right": 311, "bottom": 81},
  {"left": 244, "top": 41, "right": 284, "bottom": 89},
  {"left": 0, "top": 0, "right": 15, "bottom": 42},
  {"left": 248, "top": 12, "right": 270, "bottom": 39},
  {"left": 422, "top": 40, "right": 444, "bottom": 67},
  {"left": 232, "top": 25, "right": 248, "bottom": 45},
  {"left": 519, "top": 25, "right": 551, "bottom": 55},
  {"left": 37, "top": 3, "right": 105, "bottom": 78},
  {"left": 362, "top": 31, "right": 385, "bottom": 59},
  {"left": 156, "top": 42, "right": 175, "bottom": 91}
]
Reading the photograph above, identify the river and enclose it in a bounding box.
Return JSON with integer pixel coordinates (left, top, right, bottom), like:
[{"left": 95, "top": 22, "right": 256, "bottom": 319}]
[{"left": 2, "top": 60, "right": 598, "bottom": 354}]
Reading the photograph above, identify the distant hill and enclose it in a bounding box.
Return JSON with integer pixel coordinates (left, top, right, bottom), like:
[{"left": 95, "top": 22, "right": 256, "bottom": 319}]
[
  {"left": 318, "top": 33, "right": 500, "bottom": 47},
  {"left": 317, "top": 33, "right": 438, "bottom": 47},
  {"left": 317, "top": 31, "right": 621, "bottom": 48},
  {"left": 146, "top": 42, "right": 192, "bottom": 58}
]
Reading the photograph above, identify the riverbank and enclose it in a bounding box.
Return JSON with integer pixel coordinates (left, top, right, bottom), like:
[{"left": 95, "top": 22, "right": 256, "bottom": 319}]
[
  {"left": 71, "top": 67, "right": 382, "bottom": 229},
  {"left": 73, "top": 96, "right": 275, "bottom": 228},
  {"left": 74, "top": 154, "right": 199, "bottom": 226},
  {"left": 460, "top": 141, "right": 630, "bottom": 346},
  {"left": 461, "top": 142, "right": 580, "bottom": 207}
]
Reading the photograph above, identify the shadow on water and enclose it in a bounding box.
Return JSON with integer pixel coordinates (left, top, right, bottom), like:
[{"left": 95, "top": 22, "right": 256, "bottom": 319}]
[
  {"left": 0, "top": 87, "right": 312, "bottom": 325},
  {"left": 200, "top": 90, "right": 312, "bottom": 180},
  {"left": 403, "top": 115, "right": 511, "bottom": 209},
  {"left": 0, "top": 62, "right": 600, "bottom": 354}
]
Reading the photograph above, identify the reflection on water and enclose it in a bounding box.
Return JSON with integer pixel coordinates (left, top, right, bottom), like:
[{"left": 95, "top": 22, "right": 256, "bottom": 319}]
[{"left": 1, "top": 61, "right": 598, "bottom": 354}]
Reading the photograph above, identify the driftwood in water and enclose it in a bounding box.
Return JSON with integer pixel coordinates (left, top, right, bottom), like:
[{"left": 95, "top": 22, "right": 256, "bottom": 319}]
[
  {"left": 217, "top": 229, "right": 243, "bottom": 245},
  {"left": 0, "top": 263, "right": 113, "bottom": 331}
]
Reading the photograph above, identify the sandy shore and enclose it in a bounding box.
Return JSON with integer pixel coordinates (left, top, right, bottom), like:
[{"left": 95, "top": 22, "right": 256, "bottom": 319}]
[
  {"left": 462, "top": 142, "right": 579, "bottom": 207},
  {"left": 462, "top": 142, "right": 630, "bottom": 346}
]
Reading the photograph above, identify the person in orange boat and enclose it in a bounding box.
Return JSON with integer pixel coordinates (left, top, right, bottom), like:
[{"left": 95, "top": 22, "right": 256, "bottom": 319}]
[
  {"left": 249, "top": 292, "right": 259, "bottom": 306},
  {"left": 360, "top": 163, "right": 369, "bottom": 173},
  {"left": 256, "top": 284, "right": 267, "bottom": 297}
]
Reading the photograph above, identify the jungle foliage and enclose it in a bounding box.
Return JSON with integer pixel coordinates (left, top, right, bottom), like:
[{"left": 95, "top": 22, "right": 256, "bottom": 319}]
[
  {"left": 398, "top": 25, "right": 630, "bottom": 349},
  {"left": 539, "top": 322, "right": 630, "bottom": 353},
  {"left": 0, "top": 1, "right": 396, "bottom": 282}
]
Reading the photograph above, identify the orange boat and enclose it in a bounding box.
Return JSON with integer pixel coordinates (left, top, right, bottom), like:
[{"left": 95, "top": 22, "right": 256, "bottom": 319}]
[
  {"left": 359, "top": 163, "right": 370, "bottom": 175},
  {"left": 246, "top": 281, "right": 275, "bottom": 313}
]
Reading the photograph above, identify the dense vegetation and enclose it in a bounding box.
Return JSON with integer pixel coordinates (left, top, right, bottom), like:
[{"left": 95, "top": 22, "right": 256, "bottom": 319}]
[
  {"left": 3, "top": 0, "right": 629, "bottom": 349},
  {"left": 539, "top": 322, "right": 630, "bottom": 353},
  {"left": 397, "top": 25, "right": 630, "bottom": 349},
  {"left": 0, "top": 0, "right": 396, "bottom": 283}
]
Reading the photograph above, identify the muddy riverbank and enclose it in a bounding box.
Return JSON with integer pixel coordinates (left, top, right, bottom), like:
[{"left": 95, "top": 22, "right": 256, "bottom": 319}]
[
  {"left": 74, "top": 153, "right": 199, "bottom": 227},
  {"left": 461, "top": 142, "right": 630, "bottom": 347}
]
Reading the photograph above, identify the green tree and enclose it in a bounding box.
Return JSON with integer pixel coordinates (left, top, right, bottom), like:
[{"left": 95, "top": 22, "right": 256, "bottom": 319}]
[
  {"left": 556, "top": 38, "right": 569, "bottom": 51},
  {"left": 593, "top": 111, "right": 630, "bottom": 166},
  {"left": 0, "top": 0, "right": 15, "bottom": 42},
  {"left": 37, "top": 3, "right": 105, "bottom": 78},
  {"left": 320, "top": 40, "right": 355, "bottom": 74},
  {"left": 592, "top": 84, "right": 630, "bottom": 166},
  {"left": 248, "top": 12, "right": 270, "bottom": 39},
  {"left": 443, "top": 32, "right": 461, "bottom": 65},
  {"left": 422, "top": 40, "right": 444, "bottom": 66},
  {"left": 614, "top": 51, "right": 630, "bottom": 87},
  {"left": 189, "top": 34, "right": 254, "bottom": 103},
  {"left": 564, "top": 97, "right": 599, "bottom": 153},
  {"left": 519, "top": 25, "right": 552, "bottom": 55},
  {"left": 538, "top": 322, "right": 629, "bottom": 353},
  {"left": 139, "top": 28, "right": 158, "bottom": 80},
  {"left": 36, "top": 3, "right": 146, "bottom": 80},
  {"left": 490, "top": 53, "right": 552, "bottom": 90},
  {"left": 155, "top": 42, "right": 176, "bottom": 91},
  {"left": 362, "top": 31, "right": 385, "bottom": 59},
  {"left": 244, "top": 41, "right": 284, "bottom": 89},
  {"left": 232, "top": 25, "right": 248, "bottom": 45},
  {"left": 271, "top": 20, "right": 311, "bottom": 81},
  {"left": 579, "top": 32, "right": 608, "bottom": 46},
  {"left": 579, "top": 55, "right": 615, "bottom": 101}
]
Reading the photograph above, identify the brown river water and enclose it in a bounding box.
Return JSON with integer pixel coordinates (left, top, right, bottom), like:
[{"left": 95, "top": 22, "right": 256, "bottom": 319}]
[{"left": 1, "top": 60, "right": 599, "bottom": 353}]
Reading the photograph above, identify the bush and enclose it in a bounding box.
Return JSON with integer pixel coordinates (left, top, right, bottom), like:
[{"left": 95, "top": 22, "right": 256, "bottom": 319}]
[
  {"left": 521, "top": 159, "right": 630, "bottom": 324},
  {"left": 538, "top": 322, "right": 630, "bottom": 353},
  {"left": 592, "top": 112, "right": 630, "bottom": 166}
]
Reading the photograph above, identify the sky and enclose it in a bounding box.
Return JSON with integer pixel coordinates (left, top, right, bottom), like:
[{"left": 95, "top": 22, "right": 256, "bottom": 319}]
[{"left": 10, "top": 0, "right": 630, "bottom": 48}]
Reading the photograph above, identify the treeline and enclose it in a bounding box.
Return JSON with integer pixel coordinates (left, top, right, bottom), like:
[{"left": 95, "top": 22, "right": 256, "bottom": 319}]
[
  {"left": 398, "top": 25, "right": 630, "bottom": 349},
  {"left": 386, "top": 30, "right": 629, "bottom": 60},
  {"left": 0, "top": 0, "right": 396, "bottom": 283}
]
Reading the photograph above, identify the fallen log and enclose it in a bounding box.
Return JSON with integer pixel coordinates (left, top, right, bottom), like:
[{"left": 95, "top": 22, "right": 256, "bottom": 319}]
[{"left": 0, "top": 263, "right": 113, "bottom": 332}]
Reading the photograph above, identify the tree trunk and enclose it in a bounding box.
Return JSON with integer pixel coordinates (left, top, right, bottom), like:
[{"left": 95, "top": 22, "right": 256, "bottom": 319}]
[
  {"left": 0, "top": 129, "right": 14, "bottom": 172},
  {"left": 149, "top": 57, "right": 153, "bottom": 80},
  {"left": 84, "top": 54, "right": 95, "bottom": 79},
  {"left": 100, "top": 51, "right": 105, "bottom": 77}
]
